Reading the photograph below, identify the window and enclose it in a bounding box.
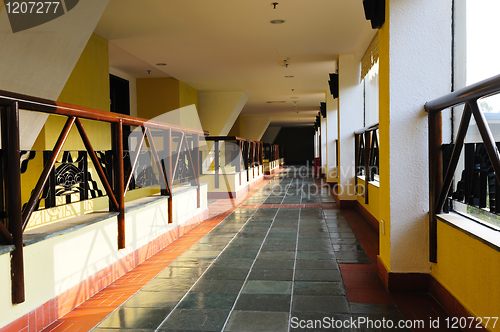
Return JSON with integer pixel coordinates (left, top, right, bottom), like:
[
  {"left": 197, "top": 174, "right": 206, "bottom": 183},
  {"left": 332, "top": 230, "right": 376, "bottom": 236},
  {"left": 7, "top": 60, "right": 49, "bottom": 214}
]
[
  {"left": 450, "top": 0, "right": 500, "bottom": 229},
  {"left": 361, "top": 34, "right": 379, "bottom": 128},
  {"left": 356, "top": 34, "right": 380, "bottom": 183}
]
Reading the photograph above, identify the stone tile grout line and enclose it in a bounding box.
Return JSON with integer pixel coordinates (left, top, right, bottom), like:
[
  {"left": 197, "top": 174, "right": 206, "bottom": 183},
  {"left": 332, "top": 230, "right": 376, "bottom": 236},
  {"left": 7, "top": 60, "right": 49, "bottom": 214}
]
[
  {"left": 287, "top": 178, "right": 302, "bottom": 332},
  {"left": 220, "top": 176, "right": 288, "bottom": 332},
  {"left": 154, "top": 176, "right": 285, "bottom": 332}
]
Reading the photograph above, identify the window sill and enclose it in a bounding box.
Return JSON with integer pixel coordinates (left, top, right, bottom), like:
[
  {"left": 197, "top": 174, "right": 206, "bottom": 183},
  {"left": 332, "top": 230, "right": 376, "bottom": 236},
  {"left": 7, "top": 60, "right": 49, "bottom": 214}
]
[
  {"left": 436, "top": 212, "right": 500, "bottom": 252},
  {"left": 356, "top": 175, "right": 380, "bottom": 188}
]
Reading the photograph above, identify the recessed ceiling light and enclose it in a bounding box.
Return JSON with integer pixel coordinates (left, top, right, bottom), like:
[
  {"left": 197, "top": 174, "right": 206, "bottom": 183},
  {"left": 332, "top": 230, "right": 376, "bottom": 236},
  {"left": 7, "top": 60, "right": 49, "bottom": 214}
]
[
  {"left": 156, "top": 63, "right": 167, "bottom": 66},
  {"left": 285, "top": 75, "right": 294, "bottom": 78},
  {"left": 270, "top": 19, "right": 285, "bottom": 24},
  {"left": 267, "top": 101, "right": 286, "bottom": 104}
]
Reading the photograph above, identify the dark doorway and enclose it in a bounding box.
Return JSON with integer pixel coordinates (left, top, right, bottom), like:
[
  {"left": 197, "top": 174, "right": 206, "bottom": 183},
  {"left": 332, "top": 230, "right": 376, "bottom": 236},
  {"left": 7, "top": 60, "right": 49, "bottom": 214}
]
[
  {"left": 109, "top": 74, "right": 130, "bottom": 116},
  {"left": 273, "top": 126, "right": 314, "bottom": 165}
]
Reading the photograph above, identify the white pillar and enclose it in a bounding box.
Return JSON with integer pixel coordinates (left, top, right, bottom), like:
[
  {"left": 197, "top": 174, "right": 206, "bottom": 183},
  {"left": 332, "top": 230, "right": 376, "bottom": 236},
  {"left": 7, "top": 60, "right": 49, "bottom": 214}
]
[
  {"left": 383, "top": 0, "right": 452, "bottom": 272},
  {"left": 326, "top": 91, "right": 338, "bottom": 182},
  {"left": 321, "top": 115, "right": 327, "bottom": 175},
  {"left": 338, "top": 54, "right": 364, "bottom": 201}
]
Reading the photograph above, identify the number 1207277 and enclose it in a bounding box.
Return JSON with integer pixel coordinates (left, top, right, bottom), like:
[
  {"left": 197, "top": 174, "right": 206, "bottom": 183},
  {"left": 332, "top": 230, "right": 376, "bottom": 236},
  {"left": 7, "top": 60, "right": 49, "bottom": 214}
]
[{"left": 5, "top": 2, "right": 61, "bottom": 14}]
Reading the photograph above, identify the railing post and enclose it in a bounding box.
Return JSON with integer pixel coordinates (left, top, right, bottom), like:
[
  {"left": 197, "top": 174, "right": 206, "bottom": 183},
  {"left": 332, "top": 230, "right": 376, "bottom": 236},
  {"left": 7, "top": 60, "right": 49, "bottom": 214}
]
[
  {"left": 113, "top": 120, "right": 125, "bottom": 249},
  {"left": 196, "top": 134, "right": 200, "bottom": 208},
  {"left": 246, "top": 141, "right": 250, "bottom": 182},
  {"left": 2, "top": 103, "right": 25, "bottom": 304},
  {"left": 252, "top": 142, "right": 255, "bottom": 178},
  {"left": 162, "top": 129, "right": 173, "bottom": 224},
  {"left": 428, "top": 110, "right": 442, "bottom": 263},
  {"left": 238, "top": 141, "right": 242, "bottom": 186},
  {"left": 215, "top": 139, "right": 219, "bottom": 188},
  {"left": 355, "top": 134, "right": 359, "bottom": 194},
  {"left": 364, "top": 131, "right": 371, "bottom": 204}
]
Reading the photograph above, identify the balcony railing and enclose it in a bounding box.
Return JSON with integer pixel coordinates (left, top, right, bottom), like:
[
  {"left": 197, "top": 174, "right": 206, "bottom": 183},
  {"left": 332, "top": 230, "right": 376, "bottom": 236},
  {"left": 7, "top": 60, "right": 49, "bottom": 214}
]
[
  {"left": 263, "top": 143, "right": 280, "bottom": 162},
  {"left": 425, "top": 73, "right": 500, "bottom": 263},
  {"left": 204, "top": 136, "right": 263, "bottom": 188},
  {"left": 354, "top": 123, "right": 379, "bottom": 204},
  {"left": 0, "top": 89, "right": 206, "bottom": 304}
]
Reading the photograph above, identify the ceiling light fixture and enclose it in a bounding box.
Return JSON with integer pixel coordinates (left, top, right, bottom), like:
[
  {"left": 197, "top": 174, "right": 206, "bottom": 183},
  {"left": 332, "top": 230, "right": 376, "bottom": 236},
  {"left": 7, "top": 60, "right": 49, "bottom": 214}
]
[
  {"left": 270, "top": 19, "right": 285, "bottom": 24},
  {"left": 156, "top": 63, "right": 167, "bottom": 66}
]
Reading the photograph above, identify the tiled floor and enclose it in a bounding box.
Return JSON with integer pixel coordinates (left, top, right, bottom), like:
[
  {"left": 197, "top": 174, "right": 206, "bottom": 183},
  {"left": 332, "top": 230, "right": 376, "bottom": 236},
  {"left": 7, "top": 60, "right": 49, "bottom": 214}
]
[{"left": 43, "top": 169, "right": 455, "bottom": 332}]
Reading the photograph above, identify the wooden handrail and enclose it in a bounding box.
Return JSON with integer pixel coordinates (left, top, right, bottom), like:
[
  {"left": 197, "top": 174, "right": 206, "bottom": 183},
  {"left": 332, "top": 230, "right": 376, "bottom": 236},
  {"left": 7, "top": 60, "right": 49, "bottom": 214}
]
[
  {"left": 426, "top": 74, "right": 500, "bottom": 263},
  {"left": 425, "top": 74, "right": 500, "bottom": 113},
  {"left": 354, "top": 123, "right": 379, "bottom": 135},
  {"left": 0, "top": 89, "right": 206, "bottom": 304},
  {"left": 0, "top": 89, "right": 207, "bottom": 135}
]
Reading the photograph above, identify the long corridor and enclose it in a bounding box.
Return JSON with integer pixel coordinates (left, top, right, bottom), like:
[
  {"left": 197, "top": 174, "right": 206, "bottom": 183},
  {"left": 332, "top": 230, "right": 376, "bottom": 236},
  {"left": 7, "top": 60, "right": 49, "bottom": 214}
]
[{"left": 46, "top": 169, "right": 452, "bottom": 332}]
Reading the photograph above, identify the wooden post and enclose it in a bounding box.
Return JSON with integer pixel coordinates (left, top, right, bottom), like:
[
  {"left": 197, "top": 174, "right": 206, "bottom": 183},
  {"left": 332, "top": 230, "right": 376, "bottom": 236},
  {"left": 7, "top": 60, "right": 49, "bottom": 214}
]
[
  {"left": 364, "top": 131, "right": 371, "bottom": 205},
  {"left": 163, "top": 129, "right": 173, "bottom": 223},
  {"left": 428, "top": 110, "right": 442, "bottom": 263},
  {"left": 237, "top": 141, "right": 242, "bottom": 186},
  {"left": 355, "top": 134, "right": 359, "bottom": 195},
  {"left": 2, "top": 103, "right": 25, "bottom": 304},
  {"left": 196, "top": 134, "right": 200, "bottom": 208},
  {"left": 113, "top": 120, "right": 125, "bottom": 249},
  {"left": 215, "top": 139, "right": 219, "bottom": 188}
]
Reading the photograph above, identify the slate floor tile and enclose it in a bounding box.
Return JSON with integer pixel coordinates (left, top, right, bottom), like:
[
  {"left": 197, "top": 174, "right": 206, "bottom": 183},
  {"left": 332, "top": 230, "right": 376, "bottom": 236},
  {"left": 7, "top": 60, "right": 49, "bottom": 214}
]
[
  {"left": 225, "top": 311, "right": 289, "bottom": 332},
  {"left": 177, "top": 292, "right": 237, "bottom": 310},
  {"left": 158, "top": 309, "right": 229, "bottom": 331},
  {"left": 292, "top": 295, "right": 350, "bottom": 314},
  {"left": 234, "top": 294, "right": 291, "bottom": 312},
  {"left": 242, "top": 280, "right": 292, "bottom": 295},
  {"left": 98, "top": 308, "right": 171, "bottom": 329}
]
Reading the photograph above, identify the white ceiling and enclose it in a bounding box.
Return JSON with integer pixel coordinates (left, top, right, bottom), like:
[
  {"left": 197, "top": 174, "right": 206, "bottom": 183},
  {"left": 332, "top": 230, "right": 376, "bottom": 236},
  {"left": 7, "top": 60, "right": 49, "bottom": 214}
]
[{"left": 95, "top": 0, "right": 371, "bottom": 127}]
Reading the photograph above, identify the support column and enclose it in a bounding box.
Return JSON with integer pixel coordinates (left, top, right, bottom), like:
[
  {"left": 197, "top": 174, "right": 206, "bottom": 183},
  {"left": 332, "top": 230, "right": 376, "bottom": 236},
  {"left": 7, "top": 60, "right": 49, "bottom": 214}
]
[
  {"left": 338, "top": 55, "right": 364, "bottom": 203},
  {"left": 326, "top": 90, "right": 339, "bottom": 183},
  {"left": 2, "top": 103, "right": 25, "bottom": 304},
  {"left": 378, "top": 0, "right": 452, "bottom": 274}
]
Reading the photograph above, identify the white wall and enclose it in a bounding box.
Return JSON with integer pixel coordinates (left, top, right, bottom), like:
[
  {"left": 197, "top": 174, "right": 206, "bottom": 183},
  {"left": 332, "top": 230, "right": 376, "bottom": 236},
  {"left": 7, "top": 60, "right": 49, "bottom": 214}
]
[
  {"left": 338, "top": 54, "right": 364, "bottom": 201},
  {"left": 326, "top": 91, "right": 338, "bottom": 182},
  {"left": 321, "top": 116, "right": 327, "bottom": 174},
  {"left": 387, "top": 0, "right": 452, "bottom": 272}
]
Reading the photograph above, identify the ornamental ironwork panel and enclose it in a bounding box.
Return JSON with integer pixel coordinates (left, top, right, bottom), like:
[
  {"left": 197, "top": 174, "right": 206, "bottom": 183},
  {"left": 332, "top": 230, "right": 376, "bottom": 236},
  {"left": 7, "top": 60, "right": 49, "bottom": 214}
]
[{"left": 445, "top": 142, "right": 500, "bottom": 214}]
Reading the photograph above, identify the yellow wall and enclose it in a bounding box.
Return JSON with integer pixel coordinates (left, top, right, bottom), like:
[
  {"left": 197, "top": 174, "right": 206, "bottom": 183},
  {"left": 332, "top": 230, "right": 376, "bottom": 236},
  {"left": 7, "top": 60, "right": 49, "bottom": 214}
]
[
  {"left": 432, "top": 222, "right": 500, "bottom": 331},
  {"left": 37, "top": 32, "right": 111, "bottom": 151},
  {"left": 197, "top": 91, "right": 248, "bottom": 136},
  {"left": 228, "top": 115, "right": 245, "bottom": 137},
  {"left": 179, "top": 81, "right": 198, "bottom": 109},
  {"left": 137, "top": 78, "right": 180, "bottom": 119},
  {"left": 58, "top": 34, "right": 110, "bottom": 112},
  {"left": 378, "top": 0, "right": 391, "bottom": 270},
  {"left": 356, "top": 178, "right": 380, "bottom": 222},
  {"left": 137, "top": 78, "right": 198, "bottom": 121}
]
